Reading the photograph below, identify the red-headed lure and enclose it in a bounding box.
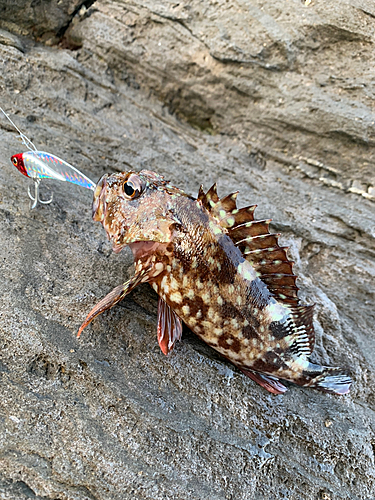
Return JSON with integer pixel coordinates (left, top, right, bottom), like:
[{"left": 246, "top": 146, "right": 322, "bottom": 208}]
[{"left": 1, "top": 107, "right": 95, "bottom": 208}]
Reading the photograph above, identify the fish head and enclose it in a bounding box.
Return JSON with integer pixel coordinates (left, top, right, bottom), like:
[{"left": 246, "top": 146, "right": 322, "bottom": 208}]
[
  {"left": 93, "top": 170, "right": 186, "bottom": 253},
  {"left": 11, "top": 153, "right": 28, "bottom": 177}
]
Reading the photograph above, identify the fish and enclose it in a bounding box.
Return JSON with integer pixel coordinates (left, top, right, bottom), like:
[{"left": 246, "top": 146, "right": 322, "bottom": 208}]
[{"left": 78, "top": 170, "right": 352, "bottom": 395}]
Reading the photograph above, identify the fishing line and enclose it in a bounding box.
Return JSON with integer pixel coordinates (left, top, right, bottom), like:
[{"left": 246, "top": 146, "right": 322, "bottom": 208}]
[{"left": 0, "top": 107, "right": 37, "bottom": 152}]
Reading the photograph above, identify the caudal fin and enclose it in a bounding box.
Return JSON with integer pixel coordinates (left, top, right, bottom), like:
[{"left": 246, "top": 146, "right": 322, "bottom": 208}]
[{"left": 304, "top": 367, "right": 352, "bottom": 395}]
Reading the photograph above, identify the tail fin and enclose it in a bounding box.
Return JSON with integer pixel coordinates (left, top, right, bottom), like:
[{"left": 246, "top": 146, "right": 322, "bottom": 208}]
[{"left": 303, "top": 366, "right": 352, "bottom": 395}]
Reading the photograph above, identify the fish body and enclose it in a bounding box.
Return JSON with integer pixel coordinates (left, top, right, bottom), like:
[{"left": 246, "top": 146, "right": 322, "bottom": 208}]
[{"left": 79, "top": 170, "right": 352, "bottom": 395}]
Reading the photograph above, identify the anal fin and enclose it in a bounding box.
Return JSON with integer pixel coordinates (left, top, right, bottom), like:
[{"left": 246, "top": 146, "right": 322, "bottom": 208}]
[
  {"left": 157, "top": 298, "right": 183, "bottom": 355},
  {"left": 239, "top": 368, "right": 288, "bottom": 394}
]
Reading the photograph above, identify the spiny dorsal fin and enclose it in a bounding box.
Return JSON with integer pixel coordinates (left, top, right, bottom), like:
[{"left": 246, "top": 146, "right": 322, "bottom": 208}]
[
  {"left": 217, "top": 192, "right": 239, "bottom": 213},
  {"left": 261, "top": 274, "right": 298, "bottom": 288},
  {"left": 230, "top": 218, "right": 298, "bottom": 304},
  {"left": 230, "top": 219, "right": 271, "bottom": 240},
  {"left": 198, "top": 185, "right": 299, "bottom": 305},
  {"left": 198, "top": 185, "right": 206, "bottom": 203},
  {"left": 230, "top": 205, "right": 257, "bottom": 226},
  {"left": 239, "top": 233, "right": 280, "bottom": 251},
  {"left": 220, "top": 205, "right": 257, "bottom": 229},
  {"left": 198, "top": 185, "right": 256, "bottom": 229},
  {"left": 198, "top": 183, "right": 219, "bottom": 210}
]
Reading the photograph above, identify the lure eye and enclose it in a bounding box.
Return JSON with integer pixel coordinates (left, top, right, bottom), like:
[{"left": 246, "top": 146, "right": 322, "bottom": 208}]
[
  {"left": 123, "top": 174, "right": 144, "bottom": 200},
  {"left": 12, "top": 157, "right": 18, "bottom": 166}
]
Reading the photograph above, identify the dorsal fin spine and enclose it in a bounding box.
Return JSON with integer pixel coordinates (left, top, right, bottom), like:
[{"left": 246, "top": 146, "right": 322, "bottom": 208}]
[{"left": 198, "top": 184, "right": 299, "bottom": 305}]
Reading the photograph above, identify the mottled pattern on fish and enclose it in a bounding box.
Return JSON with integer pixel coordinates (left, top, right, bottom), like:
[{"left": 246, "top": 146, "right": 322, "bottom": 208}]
[{"left": 78, "top": 170, "right": 352, "bottom": 395}]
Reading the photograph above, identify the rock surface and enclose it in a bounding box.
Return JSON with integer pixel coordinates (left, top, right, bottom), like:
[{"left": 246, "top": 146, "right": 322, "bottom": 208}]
[{"left": 0, "top": 1, "right": 374, "bottom": 499}]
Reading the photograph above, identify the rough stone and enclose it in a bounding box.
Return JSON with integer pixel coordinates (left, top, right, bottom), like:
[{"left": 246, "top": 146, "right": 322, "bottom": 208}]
[{"left": 0, "top": 1, "right": 374, "bottom": 499}]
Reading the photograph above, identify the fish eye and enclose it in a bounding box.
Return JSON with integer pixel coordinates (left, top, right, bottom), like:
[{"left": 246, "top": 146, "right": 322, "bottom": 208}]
[
  {"left": 124, "top": 181, "right": 136, "bottom": 197},
  {"left": 123, "top": 174, "right": 144, "bottom": 199},
  {"left": 12, "top": 157, "right": 18, "bottom": 166}
]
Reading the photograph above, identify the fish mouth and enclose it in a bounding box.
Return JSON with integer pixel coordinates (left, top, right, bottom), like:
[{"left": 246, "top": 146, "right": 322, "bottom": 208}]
[{"left": 92, "top": 174, "right": 108, "bottom": 222}]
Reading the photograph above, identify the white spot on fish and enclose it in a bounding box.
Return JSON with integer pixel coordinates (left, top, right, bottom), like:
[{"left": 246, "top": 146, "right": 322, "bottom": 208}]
[
  {"left": 213, "top": 312, "right": 221, "bottom": 324},
  {"left": 217, "top": 296, "right": 223, "bottom": 306},
  {"left": 238, "top": 260, "right": 256, "bottom": 281},
  {"left": 170, "top": 276, "right": 179, "bottom": 291},
  {"left": 202, "top": 320, "right": 213, "bottom": 330},
  {"left": 161, "top": 275, "right": 170, "bottom": 294},
  {"left": 231, "top": 319, "right": 239, "bottom": 329},
  {"left": 153, "top": 262, "right": 164, "bottom": 276},
  {"left": 170, "top": 292, "right": 183, "bottom": 304},
  {"left": 207, "top": 336, "right": 218, "bottom": 345},
  {"left": 266, "top": 301, "right": 289, "bottom": 323},
  {"left": 182, "top": 305, "right": 190, "bottom": 315}
]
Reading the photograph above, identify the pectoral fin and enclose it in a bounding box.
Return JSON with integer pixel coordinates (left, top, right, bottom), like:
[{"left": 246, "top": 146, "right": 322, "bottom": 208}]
[
  {"left": 77, "top": 268, "right": 151, "bottom": 337},
  {"left": 157, "top": 298, "right": 183, "bottom": 355}
]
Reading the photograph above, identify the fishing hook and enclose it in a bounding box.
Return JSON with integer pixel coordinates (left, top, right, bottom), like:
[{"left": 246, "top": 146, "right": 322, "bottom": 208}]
[{"left": 27, "top": 178, "right": 53, "bottom": 209}]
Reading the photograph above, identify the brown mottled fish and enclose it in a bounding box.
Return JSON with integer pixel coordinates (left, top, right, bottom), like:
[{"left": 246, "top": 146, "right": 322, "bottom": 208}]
[{"left": 78, "top": 170, "right": 352, "bottom": 395}]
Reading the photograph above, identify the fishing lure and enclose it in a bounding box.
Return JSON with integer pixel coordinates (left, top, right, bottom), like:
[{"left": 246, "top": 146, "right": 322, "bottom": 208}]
[
  {"left": 1, "top": 107, "right": 95, "bottom": 207},
  {"left": 78, "top": 170, "right": 352, "bottom": 395}
]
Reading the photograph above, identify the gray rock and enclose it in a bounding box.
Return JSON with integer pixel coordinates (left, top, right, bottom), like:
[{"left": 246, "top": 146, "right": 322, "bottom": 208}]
[
  {"left": 0, "top": 2, "right": 374, "bottom": 499},
  {"left": 0, "top": 0, "right": 88, "bottom": 44}
]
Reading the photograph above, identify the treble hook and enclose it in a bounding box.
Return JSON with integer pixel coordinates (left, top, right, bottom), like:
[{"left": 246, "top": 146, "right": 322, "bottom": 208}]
[{"left": 27, "top": 178, "right": 53, "bottom": 209}]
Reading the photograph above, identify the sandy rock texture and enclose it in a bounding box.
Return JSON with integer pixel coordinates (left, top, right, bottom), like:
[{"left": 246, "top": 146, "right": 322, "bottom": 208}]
[{"left": 0, "top": 1, "right": 374, "bottom": 499}]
